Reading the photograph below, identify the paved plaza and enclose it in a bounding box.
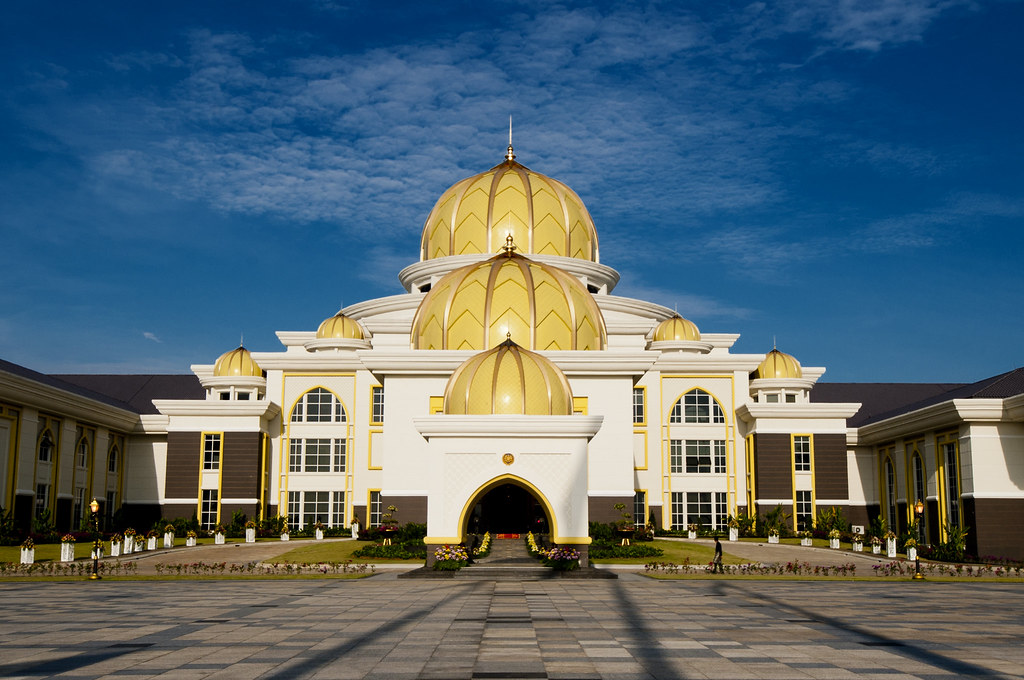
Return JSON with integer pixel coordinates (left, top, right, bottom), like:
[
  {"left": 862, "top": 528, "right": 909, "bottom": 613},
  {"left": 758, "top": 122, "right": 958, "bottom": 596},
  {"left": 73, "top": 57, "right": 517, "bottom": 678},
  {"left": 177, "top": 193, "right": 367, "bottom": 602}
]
[{"left": 1, "top": 574, "right": 1022, "bottom": 680}]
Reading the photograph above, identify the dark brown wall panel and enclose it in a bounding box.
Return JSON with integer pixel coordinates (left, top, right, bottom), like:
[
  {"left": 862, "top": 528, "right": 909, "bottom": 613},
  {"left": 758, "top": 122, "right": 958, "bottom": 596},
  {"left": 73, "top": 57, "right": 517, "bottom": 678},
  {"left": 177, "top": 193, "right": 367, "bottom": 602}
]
[
  {"left": 381, "top": 495, "right": 427, "bottom": 524},
  {"left": 963, "top": 497, "right": 1024, "bottom": 561},
  {"left": 813, "top": 433, "right": 849, "bottom": 501},
  {"left": 165, "top": 432, "right": 201, "bottom": 499},
  {"left": 589, "top": 496, "right": 635, "bottom": 525},
  {"left": 222, "top": 432, "right": 263, "bottom": 499},
  {"left": 754, "top": 433, "right": 792, "bottom": 500}
]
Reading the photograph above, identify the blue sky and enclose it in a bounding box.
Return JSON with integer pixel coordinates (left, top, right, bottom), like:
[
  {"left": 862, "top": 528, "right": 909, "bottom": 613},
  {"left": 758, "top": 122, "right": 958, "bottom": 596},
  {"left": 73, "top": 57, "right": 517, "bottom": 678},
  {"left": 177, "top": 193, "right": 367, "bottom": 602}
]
[{"left": 1, "top": 0, "right": 1021, "bottom": 381}]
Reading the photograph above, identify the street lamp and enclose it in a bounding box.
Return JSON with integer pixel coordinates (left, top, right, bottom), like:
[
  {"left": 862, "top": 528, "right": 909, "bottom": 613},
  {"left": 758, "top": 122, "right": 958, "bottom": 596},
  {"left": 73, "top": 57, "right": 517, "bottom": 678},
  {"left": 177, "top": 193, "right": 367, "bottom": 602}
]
[
  {"left": 912, "top": 498, "right": 925, "bottom": 581},
  {"left": 89, "top": 497, "right": 102, "bottom": 580}
]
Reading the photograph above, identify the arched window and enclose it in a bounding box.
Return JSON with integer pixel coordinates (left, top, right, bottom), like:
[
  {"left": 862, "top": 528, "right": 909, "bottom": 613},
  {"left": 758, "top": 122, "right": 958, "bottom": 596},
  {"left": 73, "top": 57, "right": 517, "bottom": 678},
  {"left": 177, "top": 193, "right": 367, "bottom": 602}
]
[
  {"left": 291, "top": 388, "right": 347, "bottom": 423},
  {"left": 912, "top": 453, "right": 927, "bottom": 540},
  {"left": 76, "top": 438, "right": 89, "bottom": 468},
  {"left": 38, "top": 431, "right": 54, "bottom": 462},
  {"left": 669, "top": 389, "right": 725, "bottom": 424},
  {"left": 108, "top": 446, "right": 119, "bottom": 474},
  {"left": 885, "top": 458, "right": 897, "bottom": 532}
]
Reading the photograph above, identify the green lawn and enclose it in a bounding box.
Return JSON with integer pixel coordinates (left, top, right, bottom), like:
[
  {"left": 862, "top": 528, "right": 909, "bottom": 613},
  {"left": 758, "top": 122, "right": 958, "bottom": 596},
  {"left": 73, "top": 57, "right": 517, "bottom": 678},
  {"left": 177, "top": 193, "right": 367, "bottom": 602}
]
[{"left": 591, "top": 539, "right": 745, "bottom": 566}]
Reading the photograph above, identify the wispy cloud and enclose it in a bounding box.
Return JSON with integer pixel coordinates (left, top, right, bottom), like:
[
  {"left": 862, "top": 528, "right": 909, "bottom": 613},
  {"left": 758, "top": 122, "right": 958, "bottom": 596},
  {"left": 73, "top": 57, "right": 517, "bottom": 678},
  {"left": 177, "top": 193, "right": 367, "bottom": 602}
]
[{"left": 143, "top": 332, "right": 162, "bottom": 343}]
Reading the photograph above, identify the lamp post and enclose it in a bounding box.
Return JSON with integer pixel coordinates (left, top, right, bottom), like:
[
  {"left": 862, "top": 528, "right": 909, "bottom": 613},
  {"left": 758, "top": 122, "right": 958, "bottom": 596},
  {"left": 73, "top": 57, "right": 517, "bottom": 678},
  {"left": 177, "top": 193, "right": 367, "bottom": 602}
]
[
  {"left": 912, "top": 499, "right": 925, "bottom": 581},
  {"left": 89, "top": 497, "right": 102, "bottom": 580}
]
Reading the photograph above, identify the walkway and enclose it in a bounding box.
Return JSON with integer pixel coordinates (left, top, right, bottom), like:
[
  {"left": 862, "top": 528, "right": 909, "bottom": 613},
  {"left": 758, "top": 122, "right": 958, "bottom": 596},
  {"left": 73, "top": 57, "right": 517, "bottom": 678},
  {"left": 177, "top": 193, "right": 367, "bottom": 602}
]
[{"left": 1, "top": 578, "right": 1021, "bottom": 678}]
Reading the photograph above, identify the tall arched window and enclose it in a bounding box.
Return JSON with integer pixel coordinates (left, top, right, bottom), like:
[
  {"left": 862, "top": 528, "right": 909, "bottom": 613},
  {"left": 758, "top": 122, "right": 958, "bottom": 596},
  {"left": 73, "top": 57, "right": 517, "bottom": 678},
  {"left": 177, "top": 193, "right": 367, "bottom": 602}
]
[
  {"left": 912, "top": 454, "right": 927, "bottom": 540},
  {"left": 108, "top": 445, "right": 119, "bottom": 474},
  {"left": 669, "top": 389, "right": 725, "bottom": 424},
  {"left": 885, "top": 458, "right": 897, "bottom": 532},
  {"left": 291, "top": 388, "right": 347, "bottom": 423},
  {"left": 76, "top": 438, "right": 89, "bottom": 468}
]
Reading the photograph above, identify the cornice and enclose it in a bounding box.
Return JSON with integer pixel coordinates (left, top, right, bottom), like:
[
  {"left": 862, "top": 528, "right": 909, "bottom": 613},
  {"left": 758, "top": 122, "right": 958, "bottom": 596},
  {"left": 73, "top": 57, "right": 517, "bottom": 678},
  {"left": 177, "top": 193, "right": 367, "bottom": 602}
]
[
  {"left": 357, "top": 350, "right": 656, "bottom": 376},
  {"left": 399, "top": 255, "right": 621, "bottom": 294},
  {"left": 735, "top": 402, "right": 862, "bottom": 425},
  {"left": 413, "top": 414, "right": 604, "bottom": 438},
  {"left": 654, "top": 353, "right": 762, "bottom": 373},
  {"left": 153, "top": 400, "right": 281, "bottom": 419},
  {"left": 0, "top": 369, "right": 140, "bottom": 431},
  {"left": 857, "top": 398, "right": 1012, "bottom": 443}
]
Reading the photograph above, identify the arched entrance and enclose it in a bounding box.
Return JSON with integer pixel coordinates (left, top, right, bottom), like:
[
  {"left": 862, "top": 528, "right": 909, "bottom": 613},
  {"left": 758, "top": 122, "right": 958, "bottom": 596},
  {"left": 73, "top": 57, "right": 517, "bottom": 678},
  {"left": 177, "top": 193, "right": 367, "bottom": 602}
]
[{"left": 464, "top": 481, "right": 550, "bottom": 536}]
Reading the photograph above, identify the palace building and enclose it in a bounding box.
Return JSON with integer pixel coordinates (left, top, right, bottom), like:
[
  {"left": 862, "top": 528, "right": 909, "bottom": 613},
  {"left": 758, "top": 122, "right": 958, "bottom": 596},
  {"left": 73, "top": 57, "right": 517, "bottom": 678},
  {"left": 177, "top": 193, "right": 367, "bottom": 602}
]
[{"left": 2, "top": 145, "right": 1022, "bottom": 562}]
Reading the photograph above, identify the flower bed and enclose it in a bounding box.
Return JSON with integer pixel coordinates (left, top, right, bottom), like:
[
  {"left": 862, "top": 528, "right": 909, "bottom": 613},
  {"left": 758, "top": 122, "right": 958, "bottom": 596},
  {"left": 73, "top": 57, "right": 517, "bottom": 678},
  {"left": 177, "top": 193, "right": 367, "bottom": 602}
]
[{"left": 433, "top": 545, "right": 469, "bottom": 571}]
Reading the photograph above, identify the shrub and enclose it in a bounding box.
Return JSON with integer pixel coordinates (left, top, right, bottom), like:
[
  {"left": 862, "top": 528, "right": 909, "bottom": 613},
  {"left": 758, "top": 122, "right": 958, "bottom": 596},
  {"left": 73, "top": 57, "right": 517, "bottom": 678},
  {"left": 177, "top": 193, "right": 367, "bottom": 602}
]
[{"left": 589, "top": 542, "right": 664, "bottom": 559}]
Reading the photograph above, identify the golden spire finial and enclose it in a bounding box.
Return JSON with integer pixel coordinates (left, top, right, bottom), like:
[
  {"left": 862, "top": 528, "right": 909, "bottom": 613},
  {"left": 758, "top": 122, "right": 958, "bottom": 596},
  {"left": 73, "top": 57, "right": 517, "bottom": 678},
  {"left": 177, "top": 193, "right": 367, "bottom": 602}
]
[
  {"left": 506, "top": 116, "right": 516, "bottom": 161},
  {"left": 502, "top": 233, "right": 518, "bottom": 257}
]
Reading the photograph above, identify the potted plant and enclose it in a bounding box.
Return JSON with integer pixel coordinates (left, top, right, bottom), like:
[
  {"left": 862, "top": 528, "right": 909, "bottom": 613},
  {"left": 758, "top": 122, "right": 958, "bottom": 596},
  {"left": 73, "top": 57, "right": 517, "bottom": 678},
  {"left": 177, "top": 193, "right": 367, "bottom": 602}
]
[
  {"left": 110, "top": 533, "right": 123, "bottom": 557},
  {"left": 542, "top": 546, "right": 581, "bottom": 571},
  {"left": 432, "top": 544, "right": 469, "bottom": 571},
  {"left": 870, "top": 535, "right": 882, "bottom": 554},
  {"left": 186, "top": 530, "right": 198, "bottom": 547},
  {"left": 728, "top": 518, "right": 740, "bottom": 542},
  {"left": 60, "top": 534, "right": 76, "bottom": 562},
  {"left": 245, "top": 520, "right": 257, "bottom": 543},
  {"left": 280, "top": 526, "right": 290, "bottom": 541},
  {"left": 885, "top": 530, "right": 897, "bottom": 558},
  {"left": 145, "top": 529, "right": 159, "bottom": 551},
  {"left": 20, "top": 537, "right": 35, "bottom": 565},
  {"left": 314, "top": 522, "right": 324, "bottom": 540},
  {"left": 828, "top": 528, "right": 841, "bottom": 549},
  {"left": 380, "top": 506, "right": 399, "bottom": 545},
  {"left": 613, "top": 503, "right": 634, "bottom": 546},
  {"left": 163, "top": 524, "right": 175, "bottom": 548},
  {"left": 852, "top": 534, "right": 864, "bottom": 552},
  {"left": 767, "top": 528, "right": 780, "bottom": 544},
  {"left": 123, "top": 527, "right": 136, "bottom": 553},
  {"left": 687, "top": 523, "right": 698, "bottom": 540},
  {"left": 799, "top": 530, "right": 813, "bottom": 547},
  {"left": 214, "top": 524, "right": 226, "bottom": 544},
  {"left": 904, "top": 537, "right": 918, "bottom": 561}
]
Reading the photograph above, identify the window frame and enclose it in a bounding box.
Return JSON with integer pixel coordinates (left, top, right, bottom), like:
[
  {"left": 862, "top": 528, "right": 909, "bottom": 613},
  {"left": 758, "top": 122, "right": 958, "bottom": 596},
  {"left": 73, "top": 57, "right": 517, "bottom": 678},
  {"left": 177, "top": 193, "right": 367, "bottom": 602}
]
[
  {"left": 200, "top": 489, "right": 218, "bottom": 530},
  {"left": 202, "top": 433, "right": 222, "bottom": 471},
  {"left": 371, "top": 385, "right": 385, "bottom": 425},
  {"left": 291, "top": 387, "right": 347, "bottom": 423},
  {"left": 793, "top": 435, "right": 812, "bottom": 472},
  {"left": 669, "top": 389, "right": 725, "bottom": 424},
  {"left": 632, "top": 386, "right": 646, "bottom": 425},
  {"left": 288, "top": 437, "right": 346, "bottom": 473}
]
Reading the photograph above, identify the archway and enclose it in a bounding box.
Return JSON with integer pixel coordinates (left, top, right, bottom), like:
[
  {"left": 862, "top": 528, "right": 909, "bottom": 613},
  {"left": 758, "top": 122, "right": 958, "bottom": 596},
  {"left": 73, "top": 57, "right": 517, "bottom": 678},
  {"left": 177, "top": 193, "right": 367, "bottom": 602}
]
[{"left": 461, "top": 478, "right": 552, "bottom": 537}]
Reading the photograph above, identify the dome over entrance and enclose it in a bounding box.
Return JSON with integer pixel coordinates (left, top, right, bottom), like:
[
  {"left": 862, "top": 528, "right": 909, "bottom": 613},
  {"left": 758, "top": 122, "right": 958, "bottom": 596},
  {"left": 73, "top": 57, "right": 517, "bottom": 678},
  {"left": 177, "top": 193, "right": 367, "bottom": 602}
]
[
  {"left": 753, "top": 348, "right": 803, "bottom": 379},
  {"left": 411, "top": 241, "right": 606, "bottom": 351},
  {"left": 420, "top": 149, "right": 599, "bottom": 263},
  {"left": 443, "top": 337, "right": 573, "bottom": 415}
]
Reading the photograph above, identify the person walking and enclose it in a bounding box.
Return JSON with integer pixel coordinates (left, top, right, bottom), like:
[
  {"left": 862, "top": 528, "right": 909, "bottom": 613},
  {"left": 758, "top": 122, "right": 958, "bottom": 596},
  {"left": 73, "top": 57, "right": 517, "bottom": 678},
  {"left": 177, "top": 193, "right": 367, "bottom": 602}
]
[{"left": 713, "top": 535, "right": 724, "bottom": 573}]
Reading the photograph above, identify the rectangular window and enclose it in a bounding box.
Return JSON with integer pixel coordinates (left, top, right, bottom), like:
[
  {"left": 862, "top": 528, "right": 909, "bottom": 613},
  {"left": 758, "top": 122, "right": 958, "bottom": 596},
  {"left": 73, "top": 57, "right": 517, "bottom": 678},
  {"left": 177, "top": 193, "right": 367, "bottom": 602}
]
[
  {"left": 686, "top": 492, "right": 713, "bottom": 528},
  {"left": 633, "top": 491, "right": 646, "bottom": 527},
  {"left": 288, "top": 491, "right": 301, "bottom": 530},
  {"left": 670, "top": 491, "right": 685, "bottom": 530},
  {"left": 369, "top": 491, "right": 382, "bottom": 527},
  {"left": 200, "top": 489, "right": 218, "bottom": 530},
  {"left": 105, "top": 491, "right": 116, "bottom": 529},
  {"left": 333, "top": 492, "right": 346, "bottom": 527},
  {"left": 796, "top": 490, "right": 812, "bottom": 530},
  {"left": 289, "top": 438, "right": 346, "bottom": 473},
  {"left": 35, "top": 484, "right": 49, "bottom": 516},
  {"left": 203, "top": 434, "right": 221, "bottom": 470},
  {"left": 793, "top": 435, "right": 811, "bottom": 472},
  {"left": 74, "top": 487, "right": 86, "bottom": 526},
  {"left": 371, "top": 386, "right": 385, "bottom": 424},
  {"left": 670, "top": 440, "right": 684, "bottom": 473},
  {"left": 632, "top": 387, "right": 645, "bottom": 424},
  {"left": 303, "top": 491, "right": 330, "bottom": 528},
  {"left": 940, "top": 435, "right": 960, "bottom": 527}
]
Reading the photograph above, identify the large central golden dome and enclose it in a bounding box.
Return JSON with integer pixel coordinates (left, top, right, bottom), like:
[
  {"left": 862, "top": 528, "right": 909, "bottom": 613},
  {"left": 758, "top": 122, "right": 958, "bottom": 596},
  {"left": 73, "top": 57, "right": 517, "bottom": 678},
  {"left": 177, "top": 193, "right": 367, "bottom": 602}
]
[
  {"left": 411, "top": 244, "right": 606, "bottom": 351},
  {"left": 420, "top": 151, "right": 599, "bottom": 262}
]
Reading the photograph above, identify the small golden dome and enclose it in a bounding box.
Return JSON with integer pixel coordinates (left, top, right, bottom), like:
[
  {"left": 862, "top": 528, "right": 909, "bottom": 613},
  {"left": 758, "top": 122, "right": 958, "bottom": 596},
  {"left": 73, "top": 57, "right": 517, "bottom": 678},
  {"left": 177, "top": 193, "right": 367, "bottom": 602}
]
[
  {"left": 316, "top": 312, "right": 365, "bottom": 340},
  {"left": 444, "top": 337, "right": 573, "bottom": 415},
  {"left": 420, "top": 157, "right": 599, "bottom": 262},
  {"left": 754, "top": 349, "right": 803, "bottom": 379},
  {"left": 213, "top": 346, "right": 262, "bottom": 378},
  {"left": 652, "top": 315, "right": 701, "bottom": 342},
  {"left": 411, "top": 248, "right": 606, "bottom": 351}
]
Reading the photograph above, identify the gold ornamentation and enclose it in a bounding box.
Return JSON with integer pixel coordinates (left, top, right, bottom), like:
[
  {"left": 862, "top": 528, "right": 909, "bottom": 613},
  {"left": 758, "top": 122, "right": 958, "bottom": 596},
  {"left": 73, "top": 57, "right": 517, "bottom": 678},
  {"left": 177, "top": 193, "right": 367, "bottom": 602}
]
[{"left": 502, "top": 453, "right": 514, "bottom": 465}]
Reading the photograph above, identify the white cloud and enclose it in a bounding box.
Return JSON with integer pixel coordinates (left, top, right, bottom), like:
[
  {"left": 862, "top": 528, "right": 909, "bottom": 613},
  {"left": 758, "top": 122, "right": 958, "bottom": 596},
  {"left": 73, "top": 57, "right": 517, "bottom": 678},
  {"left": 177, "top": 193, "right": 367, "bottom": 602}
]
[{"left": 143, "top": 332, "right": 162, "bottom": 343}]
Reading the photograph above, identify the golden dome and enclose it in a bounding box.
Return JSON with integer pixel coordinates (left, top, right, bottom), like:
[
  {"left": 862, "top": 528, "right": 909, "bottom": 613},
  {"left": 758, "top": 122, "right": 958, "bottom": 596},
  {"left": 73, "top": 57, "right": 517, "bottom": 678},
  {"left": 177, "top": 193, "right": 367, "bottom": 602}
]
[
  {"left": 213, "top": 346, "right": 262, "bottom": 378},
  {"left": 754, "top": 349, "right": 803, "bottom": 379},
  {"left": 411, "top": 246, "right": 606, "bottom": 351},
  {"left": 420, "top": 156, "right": 598, "bottom": 262},
  {"left": 652, "top": 315, "right": 701, "bottom": 342},
  {"left": 444, "top": 337, "right": 573, "bottom": 415},
  {"left": 316, "top": 311, "right": 365, "bottom": 340}
]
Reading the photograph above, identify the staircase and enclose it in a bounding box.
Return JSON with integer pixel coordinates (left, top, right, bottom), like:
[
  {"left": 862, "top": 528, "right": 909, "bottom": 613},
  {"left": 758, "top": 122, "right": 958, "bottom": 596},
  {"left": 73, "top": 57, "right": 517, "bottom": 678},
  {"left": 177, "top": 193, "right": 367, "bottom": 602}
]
[{"left": 399, "top": 538, "right": 615, "bottom": 580}]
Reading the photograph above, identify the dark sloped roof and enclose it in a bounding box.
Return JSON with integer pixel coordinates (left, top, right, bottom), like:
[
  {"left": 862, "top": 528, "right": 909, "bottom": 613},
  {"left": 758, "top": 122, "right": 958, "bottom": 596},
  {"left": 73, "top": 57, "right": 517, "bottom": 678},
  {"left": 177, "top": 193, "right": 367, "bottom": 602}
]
[
  {"left": 813, "top": 367, "right": 1024, "bottom": 427},
  {"left": 0, "top": 358, "right": 142, "bottom": 413},
  {"left": 53, "top": 374, "right": 204, "bottom": 415}
]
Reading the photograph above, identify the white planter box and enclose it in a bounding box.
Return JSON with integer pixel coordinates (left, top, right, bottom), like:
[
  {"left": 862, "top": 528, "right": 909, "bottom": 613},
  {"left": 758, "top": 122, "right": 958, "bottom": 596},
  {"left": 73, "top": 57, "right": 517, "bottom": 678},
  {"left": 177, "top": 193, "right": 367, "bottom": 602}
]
[
  {"left": 853, "top": 542, "right": 863, "bottom": 552},
  {"left": 687, "top": 530, "right": 697, "bottom": 540},
  {"left": 124, "top": 537, "right": 135, "bottom": 553},
  {"left": 147, "top": 536, "right": 157, "bottom": 551},
  {"left": 20, "top": 548, "right": 34, "bottom": 564},
  {"left": 186, "top": 537, "right": 197, "bottom": 547},
  {"left": 280, "top": 533, "right": 290, "bottom": 541},
  {"left": 350, "top": 523, "right": 360, "bottom": 539},
  {"left": 111, "top": 542, "right": 121, "bottom": 557},
  {"left": 163, "top": 533, "right": 174, "bottom": 548},
  {"left": 315, "top": 529, "right": 324, "bottom": 540},
  {"left": 829, "top": 538, "right": 840, "bottom": 549},
  {"left": 215, "top": 533, "right": 225, "bottom": 545},
  {"left": 245, "top": 528, "right": 256, "bottom": 543},
  {"left": 800, "top": 537, "right": 812, "bottom": 546},
  {"left": 872, "top": 544, "right": 881, "bottom": 554},
  {"left": 728, "top": 527, "right": 738, "bottom": 542},
  {"left": 908, "top": 547, "right": 917, "bottom": 561},
  {"left": 60, "top": 543, "right": 75, "bottom": 562},
  {"left": 768, "top": 535, "right": 779, "bottom": 544},
  {"left": 886, "top": 538, "right": 897, "bottom": 558},
  {"left": 91, "top": 545, "right": 104, "bottom": 560}
]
